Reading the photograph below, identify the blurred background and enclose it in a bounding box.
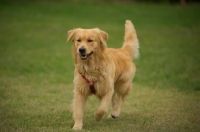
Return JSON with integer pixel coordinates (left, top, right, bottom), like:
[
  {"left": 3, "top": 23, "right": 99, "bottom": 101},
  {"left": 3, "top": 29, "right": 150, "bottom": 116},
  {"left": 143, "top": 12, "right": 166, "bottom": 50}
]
[{"left": 0, "top": 0, "right": 200, "bottom": 131}]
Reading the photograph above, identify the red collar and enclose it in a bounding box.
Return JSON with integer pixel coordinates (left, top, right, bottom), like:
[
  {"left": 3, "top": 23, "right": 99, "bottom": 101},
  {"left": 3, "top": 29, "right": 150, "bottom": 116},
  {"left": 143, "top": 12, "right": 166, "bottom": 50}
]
[{"left": 79, "top": 72, "right": 96, "bottom": 94}]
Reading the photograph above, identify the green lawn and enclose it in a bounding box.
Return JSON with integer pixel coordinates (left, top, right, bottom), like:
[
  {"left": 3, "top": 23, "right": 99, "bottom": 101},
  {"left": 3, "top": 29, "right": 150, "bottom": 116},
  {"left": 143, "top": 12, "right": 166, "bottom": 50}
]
[{"left": 0, "top": 1, "right": 200, "bottom": 131}]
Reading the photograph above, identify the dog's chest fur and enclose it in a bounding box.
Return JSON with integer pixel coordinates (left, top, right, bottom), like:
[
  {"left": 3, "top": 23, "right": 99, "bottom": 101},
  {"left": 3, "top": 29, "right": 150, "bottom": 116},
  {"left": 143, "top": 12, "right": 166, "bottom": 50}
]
[{"left": 76, "top": 62, "right": 107, "bottom": 82}]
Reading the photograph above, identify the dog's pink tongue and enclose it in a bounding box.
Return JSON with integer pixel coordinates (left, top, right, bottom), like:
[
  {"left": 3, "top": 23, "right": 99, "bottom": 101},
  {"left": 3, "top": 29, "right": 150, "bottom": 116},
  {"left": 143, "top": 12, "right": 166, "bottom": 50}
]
[{"left": 81, "top": 54, "right": 87, "bottom": 59}]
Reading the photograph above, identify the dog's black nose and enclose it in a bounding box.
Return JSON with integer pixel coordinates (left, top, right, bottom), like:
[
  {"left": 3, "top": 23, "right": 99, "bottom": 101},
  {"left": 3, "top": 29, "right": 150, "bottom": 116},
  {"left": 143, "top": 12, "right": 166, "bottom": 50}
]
[{"left": 79, "top": 47, "right": 86, "bottom": 54}]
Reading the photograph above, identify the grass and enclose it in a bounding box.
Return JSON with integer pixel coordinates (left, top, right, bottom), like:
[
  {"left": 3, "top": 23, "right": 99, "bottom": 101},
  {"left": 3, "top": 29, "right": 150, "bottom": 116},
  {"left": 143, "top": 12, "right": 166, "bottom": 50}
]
[{"left": 0, "top": 1, "right": 200, "bottom": 131}]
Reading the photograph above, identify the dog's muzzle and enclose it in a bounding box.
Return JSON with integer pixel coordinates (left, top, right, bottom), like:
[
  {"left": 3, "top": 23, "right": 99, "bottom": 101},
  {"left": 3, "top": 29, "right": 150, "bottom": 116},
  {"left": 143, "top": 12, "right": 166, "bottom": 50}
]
[{"left": 79, "top": 47, "right": 93, "bottom": 60}]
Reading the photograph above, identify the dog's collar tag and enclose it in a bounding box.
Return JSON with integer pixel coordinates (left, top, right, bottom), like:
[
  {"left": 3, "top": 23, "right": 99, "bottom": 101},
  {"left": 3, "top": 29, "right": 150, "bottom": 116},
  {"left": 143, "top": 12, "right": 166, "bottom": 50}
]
[{"left": 79, "top": 72, "right": 96, "bottom": 94}]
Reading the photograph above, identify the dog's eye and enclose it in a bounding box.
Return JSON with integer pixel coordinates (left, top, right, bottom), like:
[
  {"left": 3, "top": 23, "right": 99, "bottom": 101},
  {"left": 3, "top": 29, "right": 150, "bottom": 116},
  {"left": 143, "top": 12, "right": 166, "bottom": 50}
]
[
  {"left": 87, "top": 39, "right": 93, "bottom": 43},
  {"left": 77, "top": 39, "right": 81, "bottom": 42}
]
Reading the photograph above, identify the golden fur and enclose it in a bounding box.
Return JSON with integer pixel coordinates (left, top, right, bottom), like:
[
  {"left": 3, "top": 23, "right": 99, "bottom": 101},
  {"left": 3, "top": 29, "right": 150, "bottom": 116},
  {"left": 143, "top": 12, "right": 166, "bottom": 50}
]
[{"left": 67, "top": 20, "right": 139, "bottom": 130}]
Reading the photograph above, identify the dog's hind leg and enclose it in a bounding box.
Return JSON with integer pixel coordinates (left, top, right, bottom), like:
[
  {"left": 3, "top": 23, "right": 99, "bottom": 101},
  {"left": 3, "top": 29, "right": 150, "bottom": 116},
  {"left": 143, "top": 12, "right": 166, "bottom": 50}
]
[
  {"left": 111, "top": 92, "right": 117, "bottom": 107},
  {"left": 110, "top": 83, "right": 131, "bottom": 118}
]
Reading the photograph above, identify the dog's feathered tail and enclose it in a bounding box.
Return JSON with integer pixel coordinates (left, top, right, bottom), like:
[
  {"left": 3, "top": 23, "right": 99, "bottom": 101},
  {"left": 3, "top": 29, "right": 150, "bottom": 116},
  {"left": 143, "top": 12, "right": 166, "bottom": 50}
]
[{"left": 122, "top": 20, "right": 139, "bottom": 59}]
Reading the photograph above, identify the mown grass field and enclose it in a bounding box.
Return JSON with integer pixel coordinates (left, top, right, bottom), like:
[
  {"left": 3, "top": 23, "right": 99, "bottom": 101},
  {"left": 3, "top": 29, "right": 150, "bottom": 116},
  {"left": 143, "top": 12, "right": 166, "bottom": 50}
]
[{"left": 0, "top": 1, "right": 200, "bottom": 131}]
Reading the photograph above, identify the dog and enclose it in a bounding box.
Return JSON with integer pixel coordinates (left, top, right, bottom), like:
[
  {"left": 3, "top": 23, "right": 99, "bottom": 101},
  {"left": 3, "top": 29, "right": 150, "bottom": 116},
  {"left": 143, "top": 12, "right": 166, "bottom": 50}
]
[{"left": 67, "top": 20, "right": 139, "bottom": 130}]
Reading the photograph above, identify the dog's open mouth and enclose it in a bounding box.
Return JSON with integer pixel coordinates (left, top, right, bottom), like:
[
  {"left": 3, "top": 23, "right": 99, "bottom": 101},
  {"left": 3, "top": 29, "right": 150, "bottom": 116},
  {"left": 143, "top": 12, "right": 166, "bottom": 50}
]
[{"left": 79, "top": 51, "right": 93, "bottom": 60}]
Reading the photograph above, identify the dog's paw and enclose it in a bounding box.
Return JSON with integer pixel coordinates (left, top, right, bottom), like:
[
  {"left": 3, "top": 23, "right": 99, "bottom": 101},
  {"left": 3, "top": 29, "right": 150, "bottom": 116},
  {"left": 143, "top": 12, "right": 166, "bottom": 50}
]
[
  {"left": 72, "top": 124, "right": 82, "bottom": 131},
  {"left": 111, "top": 113, "right": 118, "bottom": 119},
  {"left": 95, "top": 110, "right": 105, "bottom": 121},
  {"left": 110, "top": 109, "right": 120, "bottom": 119},
  {"left": 95, "top": 113, "right": 104, "bottom": 121},
  {"left": 107, "top": 113, "right": 119, "bottom": 119}
]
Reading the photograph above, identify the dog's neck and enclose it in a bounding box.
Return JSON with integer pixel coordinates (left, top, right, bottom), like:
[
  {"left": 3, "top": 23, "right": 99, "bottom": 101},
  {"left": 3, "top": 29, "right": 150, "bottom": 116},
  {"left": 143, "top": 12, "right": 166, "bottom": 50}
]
[{"left": 75, "top": 51, "right": 107, "bottom": 81}]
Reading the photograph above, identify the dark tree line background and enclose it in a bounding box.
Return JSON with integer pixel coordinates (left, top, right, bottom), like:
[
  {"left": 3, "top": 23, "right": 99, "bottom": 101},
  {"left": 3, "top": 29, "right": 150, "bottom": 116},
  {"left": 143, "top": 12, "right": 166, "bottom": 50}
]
[
  {"left": 1, "top": 0, "right": 200, "bottom": 4},
  {"left": 134, "top": 0, "right": 199, "bottom": 4},
  {"left": 112, "top": 0, "right": 200, "bottom": 4},
  {"left": 97, "top": 0, "right": 200, "bottom": 4}
]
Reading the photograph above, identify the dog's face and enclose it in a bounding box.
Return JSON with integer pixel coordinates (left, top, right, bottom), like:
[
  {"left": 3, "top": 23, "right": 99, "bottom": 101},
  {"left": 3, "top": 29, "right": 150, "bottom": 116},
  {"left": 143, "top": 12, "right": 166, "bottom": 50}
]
[{"left": 67, "top": 28, "right": 108, "bottom": 60}]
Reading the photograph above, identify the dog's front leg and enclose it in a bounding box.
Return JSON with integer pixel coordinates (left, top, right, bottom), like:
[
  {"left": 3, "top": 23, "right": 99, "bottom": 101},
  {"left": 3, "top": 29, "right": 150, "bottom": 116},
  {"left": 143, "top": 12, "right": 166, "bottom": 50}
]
[
  {"left": 95, "top": 89, "right": 114, "bottom": 121},
  {"left": 72, "top": 90, "right": 87, "bottom": 130}
]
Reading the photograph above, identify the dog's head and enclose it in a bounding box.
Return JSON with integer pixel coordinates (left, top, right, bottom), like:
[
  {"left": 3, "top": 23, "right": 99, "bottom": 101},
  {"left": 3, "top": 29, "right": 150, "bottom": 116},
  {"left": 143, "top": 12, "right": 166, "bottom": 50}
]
[{"left": 67, "top": 28, "right": 108, "bottom": 61}]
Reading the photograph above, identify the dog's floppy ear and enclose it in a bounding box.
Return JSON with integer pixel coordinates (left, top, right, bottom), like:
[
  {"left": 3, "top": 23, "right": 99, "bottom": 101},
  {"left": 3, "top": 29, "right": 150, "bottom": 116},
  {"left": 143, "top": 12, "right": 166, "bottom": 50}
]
[
  {"left": 99, "top": 30, "right": 108, "bottom": 48},
  {"left": 67, "top": 30, "right": 75, "bottom": 42},
  {"left": 67, "top": 28, "right": 81, "bottom": 42}
]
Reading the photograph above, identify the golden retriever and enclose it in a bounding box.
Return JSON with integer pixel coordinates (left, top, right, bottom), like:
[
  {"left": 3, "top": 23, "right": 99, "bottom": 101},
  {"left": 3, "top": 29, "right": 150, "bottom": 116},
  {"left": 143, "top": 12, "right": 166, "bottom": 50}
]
[{"left": 67, "top": 20, "right": 139, "bottom": 130}]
